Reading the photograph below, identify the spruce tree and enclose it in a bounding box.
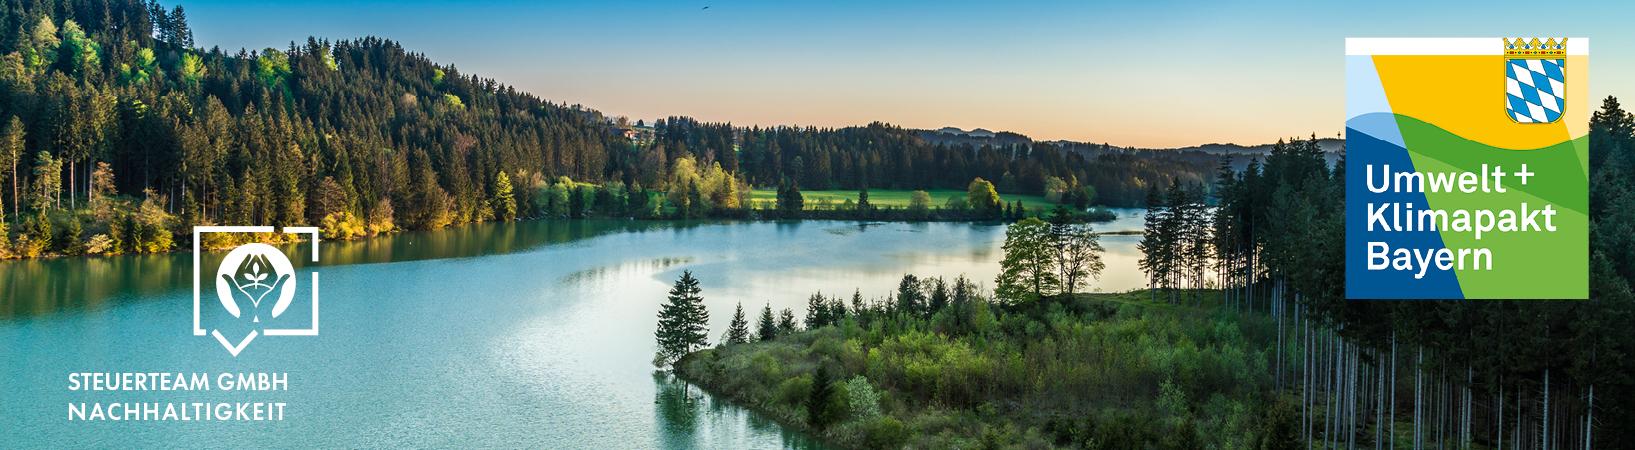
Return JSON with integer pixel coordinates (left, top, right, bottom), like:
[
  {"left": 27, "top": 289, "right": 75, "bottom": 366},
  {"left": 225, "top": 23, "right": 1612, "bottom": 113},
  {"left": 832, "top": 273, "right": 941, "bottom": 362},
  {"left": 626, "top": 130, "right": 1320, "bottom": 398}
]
[
  {"left": 1, "top": 116, "right": 21, "bottom": 219},
  {"left": 804, "top": 292, "right": 830, "bottom": 329},
  {"left": 724, "top": 302, "right": 750, "bottom": 345},
  {"left": 827, "top": 297, "right": 847, "bottom": 323},
  {"left": 757, "top": 303, "right": 777, "bottom": 341},
  {"left": 777, "top": 308, "right": 798, "bottom": 335},
  {"left": 654, "top": 270, "right": 709, "bottom": 368},
  {"left": 895, "top": 274, "right": 923, "bottom": 314},
  {"left": 928, "top": 277, "right": 949, "bottom": 314},
  {"left": 807, "top": 365, "right": 836, "bottom": 429}
]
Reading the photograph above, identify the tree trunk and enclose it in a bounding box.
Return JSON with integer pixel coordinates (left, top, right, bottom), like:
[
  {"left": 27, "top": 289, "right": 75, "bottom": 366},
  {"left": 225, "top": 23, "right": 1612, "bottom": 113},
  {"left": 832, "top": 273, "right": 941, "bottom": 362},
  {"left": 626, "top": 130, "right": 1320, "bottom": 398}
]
[
  {"left": 1543, "top": 369, "right": 1550, "bottom": 450},
  {"left": 1464, "top": 366, "right": 1472, "bottom": 449},
  {"left": 1415, "top": 346, "right": 1423, "bottom": 450},
  {"left": 1349, "top": 342, "right": 1357, "bottom": 450},
  {"left": 1584, "top": 383, "right": 1593, "bottom": 450},
  {"left": 1276, "top": 281, "right": 1284, "bottom": 388},
  {"left": 1305, "top": 318, "right": 1312, "bottom": 450}
]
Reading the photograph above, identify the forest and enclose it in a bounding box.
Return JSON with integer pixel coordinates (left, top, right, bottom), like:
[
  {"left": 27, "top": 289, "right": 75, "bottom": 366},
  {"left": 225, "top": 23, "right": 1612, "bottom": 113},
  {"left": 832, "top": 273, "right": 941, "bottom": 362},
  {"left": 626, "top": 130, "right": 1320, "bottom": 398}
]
[
  {"left": 665, "top": 103, "right": 1635, "bottom": 449},
  {"left": 0, "top": 0, "right": 1213, "bottom": 259}
]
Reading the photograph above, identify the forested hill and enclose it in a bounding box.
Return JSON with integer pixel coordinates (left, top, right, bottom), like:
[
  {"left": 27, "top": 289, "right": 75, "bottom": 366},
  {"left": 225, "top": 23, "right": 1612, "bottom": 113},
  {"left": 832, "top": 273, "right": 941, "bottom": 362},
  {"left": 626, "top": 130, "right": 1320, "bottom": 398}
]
[
  {"left": 0, "top": 0, "right": 1219, "bottom": 258},
  {"left": 0, "top": 0, "right": 619, "bottom": 233}
]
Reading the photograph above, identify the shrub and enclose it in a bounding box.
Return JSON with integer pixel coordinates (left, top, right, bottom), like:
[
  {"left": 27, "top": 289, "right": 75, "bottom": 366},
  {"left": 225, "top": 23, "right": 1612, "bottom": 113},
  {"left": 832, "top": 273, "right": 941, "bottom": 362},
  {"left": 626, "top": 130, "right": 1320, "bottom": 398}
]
[
  {"left": 844, "top": 376, "right": 881, "bottom": 420},
  {"left": 321, "top": 211, "right": 367, "bottom": 240},
  {"left": 861, "top": 416, "right": 908, "bottom": 450},
  {"left": 776, "top": 374, "right": 813, "bottom": 406},
  {"left": 367, "top": 198, "right": 396, "bottom": 235},
  {"left": 84, "top": 233, "right": 116, "bottom": 255}
]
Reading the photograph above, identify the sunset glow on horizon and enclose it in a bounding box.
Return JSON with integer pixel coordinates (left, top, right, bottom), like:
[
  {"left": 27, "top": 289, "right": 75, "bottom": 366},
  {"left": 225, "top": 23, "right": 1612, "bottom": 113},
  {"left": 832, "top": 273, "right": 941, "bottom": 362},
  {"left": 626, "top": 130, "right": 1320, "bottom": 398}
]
[{"left": 183, "top": 0, "right": 1632, "bottom": 148}]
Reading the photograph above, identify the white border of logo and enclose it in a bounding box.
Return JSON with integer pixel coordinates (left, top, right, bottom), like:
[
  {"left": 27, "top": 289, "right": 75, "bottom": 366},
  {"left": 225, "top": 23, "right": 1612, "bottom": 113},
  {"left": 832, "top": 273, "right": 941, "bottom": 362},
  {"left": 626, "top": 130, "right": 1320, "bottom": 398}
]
[{"left": 193, "top": 226, "right": 322, "bottom": 356}]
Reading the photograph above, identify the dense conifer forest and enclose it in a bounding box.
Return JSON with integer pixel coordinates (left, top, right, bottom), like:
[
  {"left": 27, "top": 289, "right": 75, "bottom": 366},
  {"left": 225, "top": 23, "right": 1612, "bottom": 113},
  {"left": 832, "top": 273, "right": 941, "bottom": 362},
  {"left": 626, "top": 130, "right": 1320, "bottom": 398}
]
[{"left": 0, "top": 0, "right": 1215, "bottom": 259}]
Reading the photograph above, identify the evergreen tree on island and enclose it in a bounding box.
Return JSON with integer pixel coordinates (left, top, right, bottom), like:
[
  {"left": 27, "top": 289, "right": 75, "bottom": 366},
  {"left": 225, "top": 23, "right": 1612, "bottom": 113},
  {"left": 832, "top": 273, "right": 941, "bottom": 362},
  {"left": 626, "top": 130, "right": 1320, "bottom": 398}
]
[
  {"left": 807, "top": 364, "right": 837, "bottom": 430},
  {"left": 756, "top": 303, "right": 778, "bottom": 341},
  {"left": 724, "top": 302, "right": 750, "bottom": 345},
  {"left": 654, "top": 271, "right": 710, "bottom": 368},
  {"left": 777, "top": 308, "right": 798, "bottom": 335},
  {"left": 804, "top": 292, "right": 832, "bottom": 329}
]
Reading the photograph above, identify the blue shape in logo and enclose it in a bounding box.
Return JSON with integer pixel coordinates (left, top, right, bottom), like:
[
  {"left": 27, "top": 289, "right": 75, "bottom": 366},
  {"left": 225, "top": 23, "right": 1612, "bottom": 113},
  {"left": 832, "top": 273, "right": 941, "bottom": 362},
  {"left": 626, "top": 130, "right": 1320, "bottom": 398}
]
[{"left": 1506, "top": 59, "right": 1565, "bottom": 124}]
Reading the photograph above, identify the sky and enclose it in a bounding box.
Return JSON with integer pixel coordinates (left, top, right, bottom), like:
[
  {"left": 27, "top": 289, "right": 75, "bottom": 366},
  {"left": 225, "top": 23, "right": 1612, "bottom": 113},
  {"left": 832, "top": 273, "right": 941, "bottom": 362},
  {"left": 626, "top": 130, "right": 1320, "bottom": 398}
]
[{"left": 180, "top": 0, "right": 1634, "bottom": 148}]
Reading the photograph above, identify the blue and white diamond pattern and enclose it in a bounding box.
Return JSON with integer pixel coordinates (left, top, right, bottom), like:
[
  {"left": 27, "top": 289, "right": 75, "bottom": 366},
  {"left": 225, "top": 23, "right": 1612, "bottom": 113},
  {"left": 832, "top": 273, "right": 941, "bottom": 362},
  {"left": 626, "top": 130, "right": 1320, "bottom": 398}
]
[{"left": 1506, "top": 58, "right": 1565, "bottom": 123}]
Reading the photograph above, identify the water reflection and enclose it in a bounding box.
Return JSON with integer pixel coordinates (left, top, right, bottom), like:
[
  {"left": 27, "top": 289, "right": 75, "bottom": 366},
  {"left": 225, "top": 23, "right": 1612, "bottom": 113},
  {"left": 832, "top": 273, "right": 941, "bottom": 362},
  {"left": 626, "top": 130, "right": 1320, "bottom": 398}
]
[
  {"left": 0, "top": 220, "right": 711, "bottom": 319},
  {"left": 2, "top": 212, "right": 1147, "bottom": 319},
  {"left": 1, "top": 212, "right": 1148, "bottom": 448},
  {"left": 652, "top": 372, "right": 826, "bottom": 450},
  {"left": 561, "top": 257, "right": 694, "bottom": 287}
]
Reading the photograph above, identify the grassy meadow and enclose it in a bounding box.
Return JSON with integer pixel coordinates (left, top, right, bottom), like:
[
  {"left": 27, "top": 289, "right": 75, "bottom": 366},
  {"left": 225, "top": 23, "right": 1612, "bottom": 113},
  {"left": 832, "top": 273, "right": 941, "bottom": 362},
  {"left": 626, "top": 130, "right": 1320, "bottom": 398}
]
[{"left": 746, "top": 189, "right": 1058, "bottom": 211}]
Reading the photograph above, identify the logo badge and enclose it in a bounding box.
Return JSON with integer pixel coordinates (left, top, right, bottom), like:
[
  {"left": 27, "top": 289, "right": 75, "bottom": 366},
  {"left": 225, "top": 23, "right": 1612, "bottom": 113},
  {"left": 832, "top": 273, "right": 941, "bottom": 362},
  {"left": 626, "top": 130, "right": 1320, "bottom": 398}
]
[
  {"left": 1504, "top": 37, "right": 1567, "bottom": 124},
  {"left": 194, "top": 226, "right": 321, "bottom": 356}
]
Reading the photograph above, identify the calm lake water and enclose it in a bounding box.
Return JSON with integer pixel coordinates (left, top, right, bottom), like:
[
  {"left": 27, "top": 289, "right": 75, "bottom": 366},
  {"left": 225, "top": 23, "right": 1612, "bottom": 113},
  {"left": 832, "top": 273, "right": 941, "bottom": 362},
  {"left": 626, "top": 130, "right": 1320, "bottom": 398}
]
[{"left": 0, "top": 210, "right": 1147, "bottom": 448}]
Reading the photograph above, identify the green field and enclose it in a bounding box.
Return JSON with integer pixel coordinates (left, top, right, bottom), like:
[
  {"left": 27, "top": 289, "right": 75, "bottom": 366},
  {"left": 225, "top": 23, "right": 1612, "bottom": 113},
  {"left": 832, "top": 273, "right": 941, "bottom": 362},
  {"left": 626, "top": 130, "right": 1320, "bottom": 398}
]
[{"left": 746, "top": 189, "right": 1057, "bottom": 210}]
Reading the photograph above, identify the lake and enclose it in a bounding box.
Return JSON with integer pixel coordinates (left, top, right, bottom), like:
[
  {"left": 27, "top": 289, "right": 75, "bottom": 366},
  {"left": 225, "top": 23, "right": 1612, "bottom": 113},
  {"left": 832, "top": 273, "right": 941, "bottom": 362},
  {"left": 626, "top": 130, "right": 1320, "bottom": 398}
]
[{"left": 0, "top": 210, "right": 1148, "bottom": 448}]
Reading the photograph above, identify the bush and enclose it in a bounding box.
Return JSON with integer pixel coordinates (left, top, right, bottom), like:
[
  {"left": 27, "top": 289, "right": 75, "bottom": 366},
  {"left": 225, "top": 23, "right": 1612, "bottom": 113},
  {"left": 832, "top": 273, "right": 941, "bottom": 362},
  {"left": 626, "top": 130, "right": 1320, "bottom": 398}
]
[
  {"left": 0, "top": 221, "right": 10, "bottom": 259},
  {"left": 861, "top": 416, "right": 908, "bottom": 449},
  {"left": 776, "top": 374, "right": 813, "bottom": 406},
  {"left": 321, "top": 211, "right": 367, "bottom": 240},
  {"left": 367, "top": 198, "right": 396, "bottom": 235},
  {"left": 84, "top": 233, "right": 116, "bottom": 255},
  {"left": 844, "top": 376, "right": 881, "bottom": 420}
]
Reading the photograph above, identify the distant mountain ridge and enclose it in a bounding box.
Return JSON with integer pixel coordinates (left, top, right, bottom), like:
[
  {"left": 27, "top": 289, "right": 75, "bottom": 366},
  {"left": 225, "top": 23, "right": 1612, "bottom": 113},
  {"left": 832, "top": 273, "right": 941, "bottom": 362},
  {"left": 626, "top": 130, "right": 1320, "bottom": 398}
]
[{"left": 916, "top": 125, "right": 1344, "bottom": 166}]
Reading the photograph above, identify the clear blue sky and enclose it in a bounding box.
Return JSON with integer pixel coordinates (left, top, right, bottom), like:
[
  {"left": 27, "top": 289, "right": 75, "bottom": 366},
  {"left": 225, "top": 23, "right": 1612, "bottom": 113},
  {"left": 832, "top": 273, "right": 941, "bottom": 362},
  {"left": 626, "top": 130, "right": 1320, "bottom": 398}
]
[{"left": 180, "top": 0, "right": 1633, "bottom": 148}]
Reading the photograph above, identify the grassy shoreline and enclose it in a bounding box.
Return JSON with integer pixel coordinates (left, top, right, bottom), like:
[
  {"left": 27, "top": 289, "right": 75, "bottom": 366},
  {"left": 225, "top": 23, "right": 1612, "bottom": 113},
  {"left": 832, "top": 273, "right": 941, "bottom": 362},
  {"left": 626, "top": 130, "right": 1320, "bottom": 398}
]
[{"left": 747, "top": 188, "right": 1060, "bottom": 211}]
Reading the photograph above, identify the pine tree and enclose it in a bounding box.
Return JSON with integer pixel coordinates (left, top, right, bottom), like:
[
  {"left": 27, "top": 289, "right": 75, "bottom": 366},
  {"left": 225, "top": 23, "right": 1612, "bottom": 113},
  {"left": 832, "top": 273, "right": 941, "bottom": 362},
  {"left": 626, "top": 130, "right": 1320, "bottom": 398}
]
[
  {"left": 777, "top": 180, "right": 803, "bottom": 213},
  {"left": 895, "top": 274, "right": 923, "bottom": 314},
  {"left": 828, "top": 296, "right": 847, "bottom": 322},
  {"left": 1137, "top": 183, "right": 1170, "bottom": 299},
  {"left": 756, "top": 303, "right": 777, "bottom": 341},
  {"left": 0, "top": 194, "right": 9, "bottom": 259},
  {"left": 654, "top": 270, "right": 709, "bottom": 368},
  {"left": 777, "top": 308, "right": 797, "bottom": 335},
  {"left": 1, "top": 116, "right": 21, "bottom": 219},
  {"left": 804, "top": 292, "right": 830, "bottom": 329},
  {"left": 168, "top": 6, "right": 193, "bottom": 48},
  {"left": 807, "top": 365, "right": 836, "bottom": 429},
  {"left": 724, "top": 302, "right": 750, "bottom": 345}
]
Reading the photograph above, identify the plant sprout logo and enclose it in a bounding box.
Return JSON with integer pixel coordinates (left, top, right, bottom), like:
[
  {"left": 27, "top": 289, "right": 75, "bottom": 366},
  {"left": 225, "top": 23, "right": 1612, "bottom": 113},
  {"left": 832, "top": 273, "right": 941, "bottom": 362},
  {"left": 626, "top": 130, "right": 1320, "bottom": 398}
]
[
  {"left": 194, "top": 226, "right": 321, "bottom": 357},
  {"left": 217, "top": 243, "right": 295, "bottom": 324}
]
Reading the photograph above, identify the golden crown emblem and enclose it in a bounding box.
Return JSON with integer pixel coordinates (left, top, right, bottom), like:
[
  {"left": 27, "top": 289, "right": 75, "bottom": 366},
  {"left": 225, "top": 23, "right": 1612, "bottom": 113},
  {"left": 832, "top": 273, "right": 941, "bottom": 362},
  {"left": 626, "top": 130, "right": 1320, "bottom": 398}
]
[{"left": 1504, "top": 37, "right": 1567, "bottom": 58}]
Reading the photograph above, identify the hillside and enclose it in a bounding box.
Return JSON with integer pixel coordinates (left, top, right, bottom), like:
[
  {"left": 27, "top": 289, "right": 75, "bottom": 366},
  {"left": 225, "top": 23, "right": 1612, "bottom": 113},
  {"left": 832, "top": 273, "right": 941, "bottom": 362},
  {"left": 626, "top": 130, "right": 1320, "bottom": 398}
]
[{"left": 1, "top": 0, "right": 1238, "bottom": 259}]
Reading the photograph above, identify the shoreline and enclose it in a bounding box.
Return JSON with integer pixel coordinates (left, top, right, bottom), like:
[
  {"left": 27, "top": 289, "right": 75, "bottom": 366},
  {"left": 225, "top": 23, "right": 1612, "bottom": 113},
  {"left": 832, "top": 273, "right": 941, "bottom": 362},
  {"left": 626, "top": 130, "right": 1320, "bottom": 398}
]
[{"left": 1, "top": 207, "right": 1127, "bottom": 262}]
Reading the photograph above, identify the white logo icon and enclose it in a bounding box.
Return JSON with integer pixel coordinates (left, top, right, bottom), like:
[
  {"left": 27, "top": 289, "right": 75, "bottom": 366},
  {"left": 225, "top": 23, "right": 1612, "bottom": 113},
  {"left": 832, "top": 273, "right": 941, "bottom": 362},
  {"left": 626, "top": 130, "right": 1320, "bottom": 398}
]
[{"left": 194, "top": 226, "right": 321, "bottom": 356}]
